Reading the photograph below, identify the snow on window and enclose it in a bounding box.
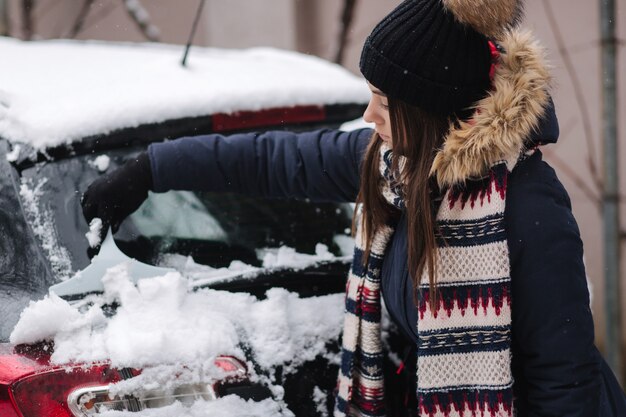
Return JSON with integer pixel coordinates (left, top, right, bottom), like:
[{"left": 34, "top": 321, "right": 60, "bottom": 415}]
[
  {"left": 312, "top": 386, "right": 329, "bottom": 417},
  {"left": 88, "top": 155, "right": 111, "bottom": 172},
  {"left": 159, "top": 254, "right": 259, "bottom": 287},
  {"left": 5, "top": 143, "right": 20, "bottom": 162},
  {"left": 85, "top": 218, "right": 104, "bottom": 248},
  {"left": 159, "top": 242, "right": 350, "bottom": 289},
  {"left": 257, "top": 244, "right": 338, "bottom": 269},
  {"left": 333, "top": 234, "right": 355, "bottom": 257},
  {"left": 19, "top": 178, "right": 73, "bottom": 280}
]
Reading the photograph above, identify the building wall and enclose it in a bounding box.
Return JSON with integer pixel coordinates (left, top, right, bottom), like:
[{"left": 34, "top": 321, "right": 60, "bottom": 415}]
[{"left": 5, "top": 0, "right": 626, "bottom": 352}]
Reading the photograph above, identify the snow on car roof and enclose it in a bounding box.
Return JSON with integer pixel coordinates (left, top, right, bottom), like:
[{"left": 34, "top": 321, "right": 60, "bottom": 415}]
[{"left": 0, "top": 37, "right": 369, "bottom": 150}]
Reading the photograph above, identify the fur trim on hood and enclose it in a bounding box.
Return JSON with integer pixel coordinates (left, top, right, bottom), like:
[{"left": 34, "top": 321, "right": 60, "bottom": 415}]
[
  {"left": 430, "top": 29, "right": 551, "bottom": 188},
  {"left": 442, "top": 0, "right": 524, "bottom": 38}
]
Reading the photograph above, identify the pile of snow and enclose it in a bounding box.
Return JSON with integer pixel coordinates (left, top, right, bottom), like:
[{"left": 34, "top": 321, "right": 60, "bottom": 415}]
[
  {"left": 11, "top": 264, "right": 344, "bottom": 369},
  {"left": 0, "top": 37, "right": 369, "bottom": 150},
  {"left": 10, "top": 263, "right": 344, "bottom": 414}
]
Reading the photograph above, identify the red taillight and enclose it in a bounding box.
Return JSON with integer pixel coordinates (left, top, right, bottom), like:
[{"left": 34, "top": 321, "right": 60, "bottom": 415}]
[
  {"left": 213, "top": 105, "right": 326, "bottom": 132},
  {"left": 5, "top": 356, "right": 247, "bottom": 416},
  {"left": 10, "top": 365, "right": 120, "bottom": 417},
  {"left": 1, "top": 387, "right": 20, "bottom": 417},
  {"left": 212, "top": 356, "right": 247, "bottom": 377}
]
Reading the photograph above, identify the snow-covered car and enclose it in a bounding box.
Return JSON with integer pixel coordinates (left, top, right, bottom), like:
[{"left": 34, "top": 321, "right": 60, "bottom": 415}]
[{"left": 0, "top": 37, "right": 417, "bottom": 417}]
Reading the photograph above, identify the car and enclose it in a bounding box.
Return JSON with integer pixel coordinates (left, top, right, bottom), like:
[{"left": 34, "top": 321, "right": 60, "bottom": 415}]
[{"left": 0, "top": 37, "right": 413, "bottom": 416}]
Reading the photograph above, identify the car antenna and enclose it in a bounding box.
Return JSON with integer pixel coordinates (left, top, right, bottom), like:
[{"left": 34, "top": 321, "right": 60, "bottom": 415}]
[{"left": 181, "top": 0, "right": 206, "bottom": 67}]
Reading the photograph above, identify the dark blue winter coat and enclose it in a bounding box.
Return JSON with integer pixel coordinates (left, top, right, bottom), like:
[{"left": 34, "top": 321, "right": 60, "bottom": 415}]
[{"left": 148, "top": 108, "right": 625, "bottom": 416}]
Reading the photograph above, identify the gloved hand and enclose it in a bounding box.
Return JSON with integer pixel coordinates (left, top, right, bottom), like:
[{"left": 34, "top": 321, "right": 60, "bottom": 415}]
[{"left": 81, "top": 152, "right": 153, "bottom": 241}]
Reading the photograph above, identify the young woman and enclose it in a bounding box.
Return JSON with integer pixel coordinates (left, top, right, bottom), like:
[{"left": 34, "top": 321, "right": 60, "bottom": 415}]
[{"left": 82, "top": 0, "right": 626, "bottom": 415}]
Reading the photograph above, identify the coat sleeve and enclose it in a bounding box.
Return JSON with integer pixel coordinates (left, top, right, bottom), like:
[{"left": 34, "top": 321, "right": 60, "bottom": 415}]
[
  {"left": 506, "top": 152, "right": 601, "bottom": 416},
  {"left": 147, "top": 128, "right": 372, "bottom": 202}
]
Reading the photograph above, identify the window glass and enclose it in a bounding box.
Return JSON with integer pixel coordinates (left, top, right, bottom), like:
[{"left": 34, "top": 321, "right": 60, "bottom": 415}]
[
  {"left": 131, "top": 191, "right": 227, "bottom": 241},
  {"left": 21, "top": 146, "right": 355, "bottom": 275}
]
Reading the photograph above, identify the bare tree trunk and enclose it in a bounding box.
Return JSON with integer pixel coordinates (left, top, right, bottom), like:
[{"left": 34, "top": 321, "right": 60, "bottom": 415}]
[
  {"left": 600, "top": 0, "right": 624, "bottom": 385},
  {"left": 334, "top": 0, "right": 358, "bottom": 65},
  {"left": 123, "top": 0, "right": 160, "bottom": 42},
  {"left": 68, "top": 0, "right": 95, "bottom": 39},
  {"left": 72, "top": 2, "right": 118, "bottom": 37},
  {"left": 21, "top": 0, "right": 34, "bottom": 40},
  {"left": 0, "top": 0, "right": 9, "bottom": 36}
]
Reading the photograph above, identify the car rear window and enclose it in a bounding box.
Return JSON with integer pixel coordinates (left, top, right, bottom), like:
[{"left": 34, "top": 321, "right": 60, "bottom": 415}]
[{"left": 19, "top": 145, "right": 355, "bottom": 282}]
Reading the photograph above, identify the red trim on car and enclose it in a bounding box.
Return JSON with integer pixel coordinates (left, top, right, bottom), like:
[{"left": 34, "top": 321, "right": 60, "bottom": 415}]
[{"left": 212, "top": 105, "right": 326, "bottom": 132}]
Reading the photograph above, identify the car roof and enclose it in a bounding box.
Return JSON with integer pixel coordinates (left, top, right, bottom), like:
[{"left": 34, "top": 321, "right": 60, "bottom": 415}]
[{"left": 0, "top": 37, "right": 369, "bottom": 150}]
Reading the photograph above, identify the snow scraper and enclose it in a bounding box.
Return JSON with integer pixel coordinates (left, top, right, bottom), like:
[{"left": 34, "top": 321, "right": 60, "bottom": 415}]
[{"left": 50, "top": 229, "right": 176, "bottom": 298}]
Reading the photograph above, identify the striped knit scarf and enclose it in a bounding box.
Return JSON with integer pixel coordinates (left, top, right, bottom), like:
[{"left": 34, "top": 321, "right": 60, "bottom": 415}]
[{"left": 335, "top": 144, "right": 514, "bottom": 417}]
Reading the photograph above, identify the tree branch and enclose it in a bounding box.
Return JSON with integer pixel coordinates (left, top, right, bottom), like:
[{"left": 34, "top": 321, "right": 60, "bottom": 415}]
[
  {"left": 73, "top": 2, "right": 118, "bottom": 37},
  {"left": 543, "top": 0, "right": 602, "bottom": 190},
  {"left": 68, "top": 0, "right": 94, "bottom": 39},
  {"left": 34, "top": 0, "right": 63, "bottom": 21},
  {"left": 123, "top": 0, "right": 160, "bottom": 42},
  {"left": 334, "top": 0, "right": 358, "bottom": 65},
  {"left": 21, "top": 0, "right": 34, "bottom": 40},
  {"left": 1, "top": 1, "right": 8, "bottom": 36}
]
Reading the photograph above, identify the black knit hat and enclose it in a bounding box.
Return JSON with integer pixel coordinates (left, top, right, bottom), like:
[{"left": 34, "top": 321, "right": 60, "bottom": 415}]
[{"left": 360, "top": 0, "right": 522, "bottom": 116}]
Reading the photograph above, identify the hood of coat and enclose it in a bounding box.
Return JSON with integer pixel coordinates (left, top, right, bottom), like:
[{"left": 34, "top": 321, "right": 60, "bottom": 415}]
[{"left": 430, "top": 29, "right": 553, "bottom": 188}]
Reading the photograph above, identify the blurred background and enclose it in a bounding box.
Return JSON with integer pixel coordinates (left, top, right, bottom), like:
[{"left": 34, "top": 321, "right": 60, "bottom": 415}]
[{"left": 1, "top": 0, "right": 625, "bottom": 380}]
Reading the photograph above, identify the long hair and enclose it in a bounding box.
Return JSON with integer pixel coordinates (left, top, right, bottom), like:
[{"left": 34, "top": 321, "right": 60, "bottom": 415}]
[{"left": 353, "top": 98, "right": 450, "bottom": 306}]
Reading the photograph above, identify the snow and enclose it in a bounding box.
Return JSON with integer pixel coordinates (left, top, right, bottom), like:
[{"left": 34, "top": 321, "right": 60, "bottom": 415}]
[
  {"left": 7, "top": 292, "right": 86, "bottom": 344},
  {"left": 312, "top": 386, "right": 329, "bottom": 417},
  {"left": 0, "top": 37, "right": 369, "bottom": 150},
  {"left": 10, "top": 263, "right": 344, "bottom": 414},
  {"left": 89, "top": 155, "right": 111, "bottom": 172},
  {"left": 5, "top": 143, "right": 20, "bottom": 161},
  {"left": 244, "top": 287, "right": 342, "bottom": 371},
  {"left": 98, "top": 395, "right": 291, "bottom": 417},
  {"left": 258, "top": 244, "right": 337, "bottom": 269},
  {"left": 333, "top": 234, "right": 355, "bottom": 257},
  {"left": 86, "top": 218, "right": 103, "bottom": 247},
  {"left": 159, "top": 242, "right": 350, "bottom": 288},
  {"left": 19, "top": 178, "right": 73, "bottom": 279},
  {"left": 159, "top": 254, "right": 259, "bottom": 288}
]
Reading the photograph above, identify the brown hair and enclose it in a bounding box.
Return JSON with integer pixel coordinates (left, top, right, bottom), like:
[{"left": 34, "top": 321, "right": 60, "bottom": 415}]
[{"left": 353, "top": 98, "right": 450, "bottom": 306}]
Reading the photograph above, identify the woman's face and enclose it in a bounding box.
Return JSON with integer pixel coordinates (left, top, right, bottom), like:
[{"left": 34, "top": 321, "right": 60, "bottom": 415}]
[{"left": 363, "top": 83, "right": 392, "bottom": 143}]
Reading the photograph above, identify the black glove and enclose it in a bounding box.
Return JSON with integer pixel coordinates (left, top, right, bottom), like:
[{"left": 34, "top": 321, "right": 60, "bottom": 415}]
[{"left": 81, "top": 152, "right": 153, "bottom": 238}]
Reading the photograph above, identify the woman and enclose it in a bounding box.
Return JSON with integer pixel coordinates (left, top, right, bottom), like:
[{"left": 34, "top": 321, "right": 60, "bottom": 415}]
[{"left": 82, "top": 0, "right": 626, "bottom": 415}]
